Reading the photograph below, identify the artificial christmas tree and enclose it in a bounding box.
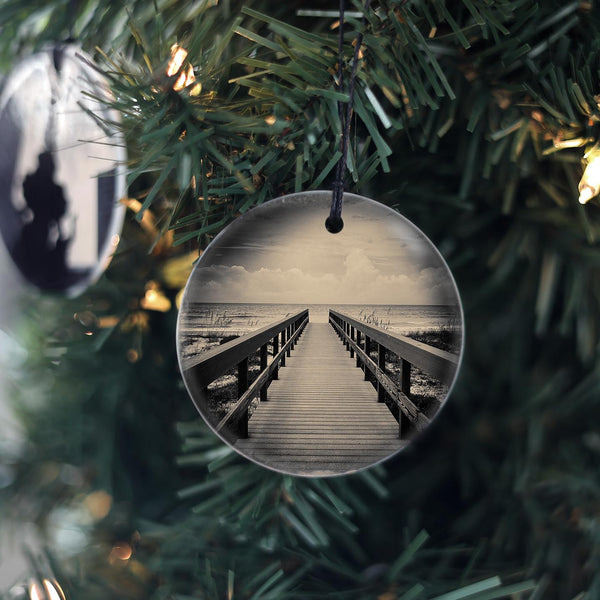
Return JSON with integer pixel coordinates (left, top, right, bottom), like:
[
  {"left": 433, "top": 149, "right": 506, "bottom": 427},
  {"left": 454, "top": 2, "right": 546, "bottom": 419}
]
[{"left": 1, "top": 1, "right": 600, "bottom": 599}]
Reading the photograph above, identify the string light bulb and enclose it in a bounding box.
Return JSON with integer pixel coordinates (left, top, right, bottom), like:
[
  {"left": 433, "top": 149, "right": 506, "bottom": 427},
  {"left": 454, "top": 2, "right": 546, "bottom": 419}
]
[
  {"left": 578, "top": 151, "right": 600, "bottom": 204},
  {"left": 140, "top": 281, "right": 171, "bottom": 312},
  {"left": 166, "top": 44, "right": 202, "bottom": 96},
  {"left": 28, "top": 579, "right": 65, "bottom": 600},
  {"left": 43, "top": 580, "right": 65, "bottom": 600},
  {"left": 28, "top": 582, "right": 42, "bottom": 600}
]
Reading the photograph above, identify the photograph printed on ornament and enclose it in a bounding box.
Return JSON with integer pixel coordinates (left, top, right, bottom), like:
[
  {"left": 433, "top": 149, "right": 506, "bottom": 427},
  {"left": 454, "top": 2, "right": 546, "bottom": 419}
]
[
  {"left": 0, "top": 45, "right": 126, "bottom": 296},
  {"left": 177, "top": 191, "right": 464, "bottom": 477}
]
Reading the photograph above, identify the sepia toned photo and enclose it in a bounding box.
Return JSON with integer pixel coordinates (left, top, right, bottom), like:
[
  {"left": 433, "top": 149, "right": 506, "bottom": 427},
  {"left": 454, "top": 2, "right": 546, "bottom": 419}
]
[{"left": 177, "top": 191, "right": 464, "bottom": 477}]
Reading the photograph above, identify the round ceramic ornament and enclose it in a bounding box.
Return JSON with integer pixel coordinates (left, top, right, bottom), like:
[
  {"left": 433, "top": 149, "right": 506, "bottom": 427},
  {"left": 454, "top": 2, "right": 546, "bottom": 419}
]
[
  {"left": 0, "top": 44, "right": 126, "bottom": 296},
  {"left": 177, "top": 191, "right": 464, "bottom": 477}
]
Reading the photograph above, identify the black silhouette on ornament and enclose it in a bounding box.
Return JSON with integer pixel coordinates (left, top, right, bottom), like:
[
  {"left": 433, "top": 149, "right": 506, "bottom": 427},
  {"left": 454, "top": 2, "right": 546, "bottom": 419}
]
[
  {"left": 14, "top": 151, "right": 75, "bottom": 290},
  {"left": 0, "top": 45, "right": 128, "bottom": 295}
]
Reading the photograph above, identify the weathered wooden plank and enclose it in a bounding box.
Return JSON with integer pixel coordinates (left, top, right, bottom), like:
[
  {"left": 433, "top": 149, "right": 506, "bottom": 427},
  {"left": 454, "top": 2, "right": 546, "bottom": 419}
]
[
  {"left": 235, "top": 322, "right": 404, "bottom": 474},
  {"left": 329, "top": 317, "right": 430, "bottom": 431},
  {"left": 250, "top": 414, "right": 395, "bottom": 421},
  {"left": 236, "top": 440, "right": 401, "bottom": 448},
  {"left": 249, "top": 425, "right": 397, "bottom": 431},
  {"left": 235, "top": 445, "right": 401, "bottom": 456},
  {"left": 216, "top": 316, "right": 308, "bottom": 434},
  {"left": 262, "top": 460, "right": 390, "bottom": 467},
  {"left": 239, "top": 432, "right": 400, "bottom": 438},
  {"left": 250, "top": 411, "right": 397, "bottom": 419},
  {"left": 250, "top": 412, "right": 391, "bottom": 417}
]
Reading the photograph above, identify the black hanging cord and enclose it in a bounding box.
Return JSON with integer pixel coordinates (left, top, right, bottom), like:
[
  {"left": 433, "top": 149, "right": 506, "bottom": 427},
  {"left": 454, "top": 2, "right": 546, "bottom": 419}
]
[
  {"left": 325, "top": 0, "right": 371, "bottom": 234},
  {"left": 66, "top": 0, "right": 79, "bottom": 42}
]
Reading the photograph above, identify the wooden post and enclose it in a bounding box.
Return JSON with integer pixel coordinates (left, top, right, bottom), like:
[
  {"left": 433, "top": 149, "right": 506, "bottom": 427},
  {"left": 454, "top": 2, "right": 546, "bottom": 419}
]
[
  {"left": 280, "top": 329, "right": 286, "bottom": 367},
  {"left": 377, "top": 344, "right": 386, "bottom": 403},
  {"left": 401, "top": 358, "right": 411, "bottom": 397},
  {"left": 350, "top": 326, "right": 355, "bottom": 358},
  {"left": 399, "top": 358, "right": 412, "bottom": 438},
  {"left": 286, "top": 325, "right": 292, "bottom": 357},
  {"left": 260, "top": 344, "right": 268, "bottom": 402},
  {"left": 238, "top": 357, "right": 248, "bottom": 397},
  {"left": 356, "top": 330, "right": 361, "bottom": 367},
  {"left": 272, "top": 335, "right": 279, "bottom": 379},
  {"left": 365, "top": 336, "right": 371, "bottom": 381},
  {"left": 237, "top": 357, "right": 249, "bottom": 437}
]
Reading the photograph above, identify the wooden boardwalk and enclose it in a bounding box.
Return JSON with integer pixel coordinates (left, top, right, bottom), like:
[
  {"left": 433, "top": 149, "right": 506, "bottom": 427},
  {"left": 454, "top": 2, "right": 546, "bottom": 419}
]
[{"left": 235, "top": 322, "right": 406, "bottom": 476}]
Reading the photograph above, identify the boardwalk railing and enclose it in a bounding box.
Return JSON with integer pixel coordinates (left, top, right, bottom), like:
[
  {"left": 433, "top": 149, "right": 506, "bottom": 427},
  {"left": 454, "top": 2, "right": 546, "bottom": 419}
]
[
  {"left": 329, "top": 309, "right": 460, "bottom": 437},
  {"left": 186, "top": 309, "right": 309, "bottom": 439}
]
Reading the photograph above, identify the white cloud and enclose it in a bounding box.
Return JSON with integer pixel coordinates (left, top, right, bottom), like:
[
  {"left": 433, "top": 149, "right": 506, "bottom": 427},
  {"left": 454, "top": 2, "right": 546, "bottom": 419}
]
[{"left": 191, "top": 249, "right": 456, "bottom": 305}]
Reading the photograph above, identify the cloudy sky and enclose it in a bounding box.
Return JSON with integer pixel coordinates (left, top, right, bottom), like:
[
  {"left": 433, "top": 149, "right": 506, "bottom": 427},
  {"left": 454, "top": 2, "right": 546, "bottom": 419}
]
[{"left": 186, "top": 192, "right": 459, "bottom": 306}]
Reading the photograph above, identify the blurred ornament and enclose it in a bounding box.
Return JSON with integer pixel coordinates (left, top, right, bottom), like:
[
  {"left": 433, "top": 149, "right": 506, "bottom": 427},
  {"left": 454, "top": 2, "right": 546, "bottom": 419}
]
[{"left": 0, "top": 44, "right": 126, "bottom": 296}]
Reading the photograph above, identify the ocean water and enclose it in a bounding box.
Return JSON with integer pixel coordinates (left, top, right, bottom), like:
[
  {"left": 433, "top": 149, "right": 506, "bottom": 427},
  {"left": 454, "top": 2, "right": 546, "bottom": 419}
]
[{"left": 178, "top": 303, "right": 461, "bottom": 366}]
